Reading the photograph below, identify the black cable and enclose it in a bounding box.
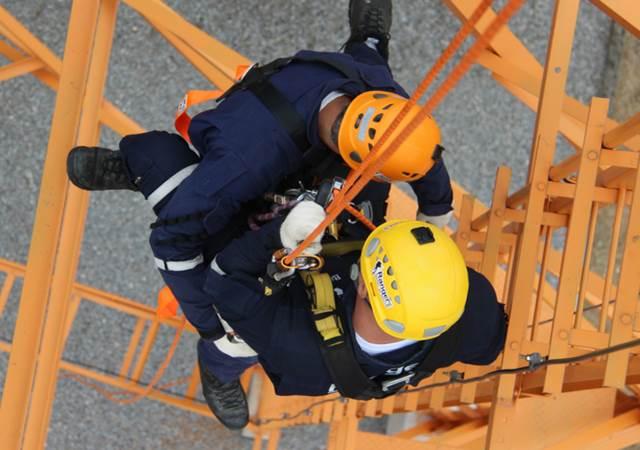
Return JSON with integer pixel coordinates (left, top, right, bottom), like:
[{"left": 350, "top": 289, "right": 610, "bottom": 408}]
[
  {"left": 530, "top": 299, "right": 616, "bottom": 328},
  {"left": 255, "top": 336, "right": 640, "bottom": 425}
]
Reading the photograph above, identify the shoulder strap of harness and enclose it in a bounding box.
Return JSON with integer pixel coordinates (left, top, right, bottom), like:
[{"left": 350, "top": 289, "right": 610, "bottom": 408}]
[
  {"left": 291, "top": 53, "right": 362, "bottom": 83},
  {"left": 175, "top": 54, "right": 367, "bottom": 151},
  {"left": 222, "top": 54, "right": 366, "bottom": 154},
  {"left": 301, "top": 270, "right": 385, "bottom": 400}
]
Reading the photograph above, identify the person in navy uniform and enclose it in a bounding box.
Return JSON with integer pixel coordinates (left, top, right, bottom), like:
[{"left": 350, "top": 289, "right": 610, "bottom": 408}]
[{"left": 67, "top": 0, "right": 505, "bottom": 430}]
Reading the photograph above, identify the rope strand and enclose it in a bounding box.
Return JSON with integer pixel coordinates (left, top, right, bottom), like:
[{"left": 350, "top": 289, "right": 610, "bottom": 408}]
[{"left": 285, "top": 0, "right": 525, "bottom": 264}]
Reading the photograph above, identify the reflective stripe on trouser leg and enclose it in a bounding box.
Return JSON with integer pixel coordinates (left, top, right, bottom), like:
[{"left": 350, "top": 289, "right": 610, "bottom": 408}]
[
  {"left": 197, "top": 338, "right": 258, "bottom": 383},
  {"left": 215, "top": 313, "right": 257, "bottom": 357},
  {"left": 154, "top": 254, "right": 204, "bottom": 271},
  {"left": 118, "top": 131, "right": 200, "bottom": 213},
  {"left": 147, "top": 163, "right": 197, "bottom": 208}
]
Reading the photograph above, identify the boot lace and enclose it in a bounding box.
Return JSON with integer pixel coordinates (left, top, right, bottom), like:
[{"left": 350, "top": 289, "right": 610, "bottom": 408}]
[
  {"left": 103, "top": 154, "right": 131, "bottom": 185},
  {"left": 362, "top": 8, "right": 388, "bottom": 39},
  {"left": 214, "top": 380, "right": 246, "bottom": 410}
]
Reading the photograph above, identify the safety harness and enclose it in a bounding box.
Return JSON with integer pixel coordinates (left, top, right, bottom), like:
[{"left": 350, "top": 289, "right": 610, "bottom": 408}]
[
  {"left": 301, "top": 242, "right": 463, "bottom": 400},
  {"left": 175, "top": 53, "right": 367, "bottom": 153}
]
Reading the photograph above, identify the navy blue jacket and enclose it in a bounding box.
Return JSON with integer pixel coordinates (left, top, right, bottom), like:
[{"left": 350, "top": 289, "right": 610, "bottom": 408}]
[
  {"left": 206, "top": 218, "right": 506, "bottom": 396},
  {"left": 150, "top": 50, "right": 454, "bottom": 337}
]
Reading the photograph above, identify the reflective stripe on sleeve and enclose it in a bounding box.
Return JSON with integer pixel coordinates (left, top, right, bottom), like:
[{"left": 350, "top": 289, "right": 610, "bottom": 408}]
[
  {"left": 210, "top": 257, "right": 226, "bottom": 276},
  {"left": 154, "top": 254, "right": 204, "bottom": 271},
  {"left": 147, "top": 164, "right": 198, "bottom": 208}
]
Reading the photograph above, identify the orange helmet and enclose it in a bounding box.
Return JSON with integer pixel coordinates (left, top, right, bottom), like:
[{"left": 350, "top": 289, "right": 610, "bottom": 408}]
[{"left": 338, "top": 91, "right": 442, "bottom": 182}]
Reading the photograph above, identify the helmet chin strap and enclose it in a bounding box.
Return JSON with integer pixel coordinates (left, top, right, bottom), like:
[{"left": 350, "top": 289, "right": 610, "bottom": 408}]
[{"left": 318, "top": 97, "right": 350, "bottom": 154}]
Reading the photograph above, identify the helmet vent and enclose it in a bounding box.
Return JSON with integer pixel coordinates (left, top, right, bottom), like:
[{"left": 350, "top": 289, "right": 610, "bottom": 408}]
[
  {"left": 368, "top": 128, "right": 376, "bottom": 139},
  {"left": 402, "top": 171, "right": 411, "bottom": 176},
  {"left": 432, "top": 144, "right": 445, "bottom": 161},
  {"left": 349, "top": 151, "right": 362, "bottom": 163},
  {"left": 386, "top": 267, "right": 394, "bottom": 276},
  {"left": 382, "top": 103, "right": 393, "bottom": 110},
  {"left": 384, "top": 319, "right": 405, "bottom": 334},
  {"left": 355, "top": 113, "right": 363, "bottom": 128},
  {"left": 373, "top": 93, "right": 389, "bottom": 99},
  {"left": 368, "top": 143, "right": 373, "bottom": 151},
  {"left": 390, "top": 280, "right": 398, "bottom": 290},
  {"left": 373, "top": 113, "right": 383, "bottom": 123},
  {"left": 394, "top": 295, "right": 401, "bottom": 304},
  {"left": 365, "top": 237, "right": 380, "bottom": 256},
  {"left": 423, "top": 325, "right": 446, "bottom": 338}
]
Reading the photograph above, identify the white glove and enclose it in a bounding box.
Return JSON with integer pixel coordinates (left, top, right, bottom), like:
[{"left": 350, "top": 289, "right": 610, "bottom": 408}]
[
  {"left": 417, "top": 209, "right": 453, "bottom": 229},
  {"left": 280, "top": 201, "right": 326, "bottom": 255}
]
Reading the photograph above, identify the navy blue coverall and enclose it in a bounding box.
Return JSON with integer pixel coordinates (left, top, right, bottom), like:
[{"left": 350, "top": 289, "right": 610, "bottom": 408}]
[
  {"left": 120, "top": 43, "right": 454, "bottom": 345},
  {"left": 205, "top": 217, "right": 507, "bottom": 396}
]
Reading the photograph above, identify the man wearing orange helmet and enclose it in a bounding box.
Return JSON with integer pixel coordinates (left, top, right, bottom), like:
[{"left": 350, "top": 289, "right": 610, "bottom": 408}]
[{"left": 66, "top": 0, "right": 462, "bottom": 429}]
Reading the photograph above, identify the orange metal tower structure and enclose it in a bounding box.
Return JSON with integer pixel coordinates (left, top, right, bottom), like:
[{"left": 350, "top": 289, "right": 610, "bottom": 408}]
[{"left": 1, "top": 1, "right": 640, "bottom": 448}]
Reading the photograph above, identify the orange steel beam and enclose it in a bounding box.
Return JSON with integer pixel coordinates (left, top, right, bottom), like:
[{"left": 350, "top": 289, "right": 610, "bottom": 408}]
[
  {"left": 547, "top": 408, "right": 640, "bottom": 450},
  {"left": 590, "top": 0, "right": 640, "bottom": 39},
  {"left": 544, "top": 98, "right": 610, "bottom": 393},
  {"left": 0, "top": 56, "right": 43, "bottom": 81},
  {"left": 442, "top": 0, "right": 540, "bottom": 70},
  {"left": 150, "top": 23, "right": 236, "bottom": 90},
  {"left": 0, "top": 1, "right": 102, "bottom": 448},
  {"left": 0, "top": 340, "right": 213, "bottom": 417},
  {"left": 0, "top": 6, "right": 144, "bottom": 137},
  {"left": 1, "top": 0, "right": 639, "bottom": 447},
  {"left": 603, "top": 164, "right": 640, "bottom": 387},
  {"left": 441, "top": 11, "right": 637, "bottom": 328},
  {"left": 486, "top": 1, "right": 582, "bottom": 448},
  {"left": 604, "top": 112, "right": 640, "bottom": 149},
  {"left": 21, "top": 1, "right": 121, "bottom": 448},
  {"left": 122, "top": 0, "right": 249, "bottom": 83}
]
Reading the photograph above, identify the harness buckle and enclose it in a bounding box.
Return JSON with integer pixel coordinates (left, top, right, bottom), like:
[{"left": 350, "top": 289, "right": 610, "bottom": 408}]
[
  {"left": 273, "top": 248, "right": 324, "bottom": 272},
  {"left": 381, "top": 372, "right": 415, "bottom": 392}
]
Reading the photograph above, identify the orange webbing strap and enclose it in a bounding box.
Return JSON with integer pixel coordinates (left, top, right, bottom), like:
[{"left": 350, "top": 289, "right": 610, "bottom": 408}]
[
  {"left": 284, "top": 0, "right": 525, "bottom": 264},
  {"left": 174, "top": 90, "right": 224, "bottom": 144},
  {"left": 174, "top": 64, "right": 252, "bottom": 143},
  {"left": 343, "top": 202, "right": 376, "bottom": 231}
]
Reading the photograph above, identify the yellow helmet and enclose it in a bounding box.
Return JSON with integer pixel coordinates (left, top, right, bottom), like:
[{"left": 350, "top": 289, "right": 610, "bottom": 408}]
[
  {"left": 360, "top": 220, "right": 468, "bottom": 340},
  {"left": 338, "top": 91, "right": 442, "bottom": 182}
]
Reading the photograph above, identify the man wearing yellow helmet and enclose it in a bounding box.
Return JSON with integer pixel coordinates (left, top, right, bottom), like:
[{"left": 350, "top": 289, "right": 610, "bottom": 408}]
[{"left": 196, "top": 201, "right": 507, "bottom": 428}]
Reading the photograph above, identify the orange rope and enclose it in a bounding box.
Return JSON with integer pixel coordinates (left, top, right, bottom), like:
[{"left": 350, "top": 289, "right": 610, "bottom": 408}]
[
  {"left": 285, "top": 0, "right": 525, "bottom": 264},
  {"left": 343, "top": 202, "right": 376, "bottom": 231},
  {"left": 338, "top": 0, "right": 494, "bottom": 196},
  {"left": 62, "top": 317, "right": 187, "bottom": 404}
]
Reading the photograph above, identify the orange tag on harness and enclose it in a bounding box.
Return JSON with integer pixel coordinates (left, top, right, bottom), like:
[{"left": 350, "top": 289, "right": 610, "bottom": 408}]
[
  {"left": 174, "top": 64, "right": 255, "bottom": 144},
  {"left": 157, "top": 285, "right": 179, "bottom": 319},
  {"left": 235, "top": 64, "right": 251, "bottom": 80},
  {"left": 174, "top": 90, "right": 224, "bottom": 144}
]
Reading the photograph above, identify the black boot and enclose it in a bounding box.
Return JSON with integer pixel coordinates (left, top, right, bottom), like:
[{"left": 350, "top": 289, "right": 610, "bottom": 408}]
[
  {"left": 199, "top": 358, "right": 249, "bottom": 430},
  {"left": 67, "top": 146, "right": 138, "bottom": 191},
  {"left": 347, "top": 0, "right": 392, "bottom": 60}
]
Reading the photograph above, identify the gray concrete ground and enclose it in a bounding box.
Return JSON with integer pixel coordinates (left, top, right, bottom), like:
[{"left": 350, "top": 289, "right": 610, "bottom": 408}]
[{"left": 0, "top": 1, "right": 618, "bottom": 448}]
